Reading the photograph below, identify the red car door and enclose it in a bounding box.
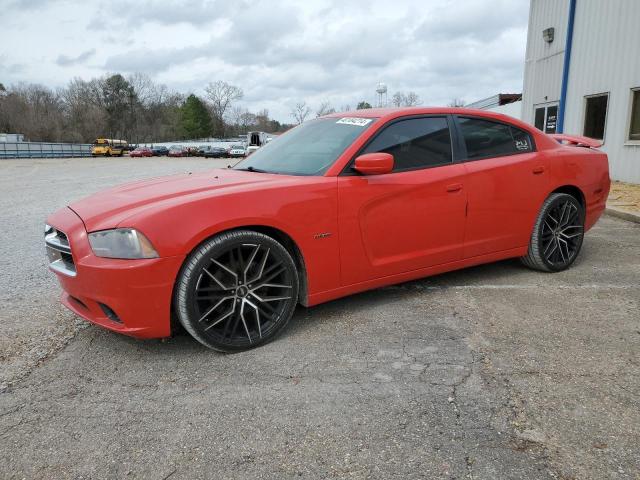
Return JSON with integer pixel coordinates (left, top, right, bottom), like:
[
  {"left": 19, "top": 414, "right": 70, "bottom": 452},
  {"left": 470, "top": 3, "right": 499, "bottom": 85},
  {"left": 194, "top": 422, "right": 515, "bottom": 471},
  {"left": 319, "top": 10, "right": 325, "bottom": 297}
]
[
  {"left": 337, "top": 116, "right": 467, "bottom": 286},
  {"left": 455, "top": 116, "right": 550, "bottom": 258}
]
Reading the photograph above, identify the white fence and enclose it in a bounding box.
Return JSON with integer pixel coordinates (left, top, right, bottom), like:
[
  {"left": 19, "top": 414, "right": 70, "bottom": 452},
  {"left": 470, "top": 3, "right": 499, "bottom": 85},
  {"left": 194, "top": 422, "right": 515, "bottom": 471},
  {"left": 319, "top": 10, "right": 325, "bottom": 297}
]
[{"left": 0, "top": 142, "right": 92, "bottom": 159}]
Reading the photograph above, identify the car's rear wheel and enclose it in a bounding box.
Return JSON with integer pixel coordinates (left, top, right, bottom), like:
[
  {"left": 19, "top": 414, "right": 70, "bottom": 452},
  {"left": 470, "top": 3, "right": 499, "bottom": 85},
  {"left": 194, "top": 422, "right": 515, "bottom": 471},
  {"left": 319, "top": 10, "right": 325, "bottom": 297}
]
[
  {"left": 175, "top": 230, "right": 299, "bottom": 352},
  {"left": 521, "top": 192, "right": 585, "bottom": 272}
]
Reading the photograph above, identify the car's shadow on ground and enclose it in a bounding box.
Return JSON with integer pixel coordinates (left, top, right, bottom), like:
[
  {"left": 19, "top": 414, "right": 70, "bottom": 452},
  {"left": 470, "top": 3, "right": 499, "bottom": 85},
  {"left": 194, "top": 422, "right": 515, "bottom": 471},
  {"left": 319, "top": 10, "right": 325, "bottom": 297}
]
[{"left": 83, "top": 243, "right": 605, "bottom": 357}]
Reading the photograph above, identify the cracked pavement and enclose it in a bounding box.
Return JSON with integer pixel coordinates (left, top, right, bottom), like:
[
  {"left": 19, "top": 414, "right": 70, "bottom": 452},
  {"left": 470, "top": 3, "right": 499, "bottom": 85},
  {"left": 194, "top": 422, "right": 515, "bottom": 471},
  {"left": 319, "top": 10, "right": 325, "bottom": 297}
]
[{"left": 1, "top": 158, "right": 639, "bottom": 479}]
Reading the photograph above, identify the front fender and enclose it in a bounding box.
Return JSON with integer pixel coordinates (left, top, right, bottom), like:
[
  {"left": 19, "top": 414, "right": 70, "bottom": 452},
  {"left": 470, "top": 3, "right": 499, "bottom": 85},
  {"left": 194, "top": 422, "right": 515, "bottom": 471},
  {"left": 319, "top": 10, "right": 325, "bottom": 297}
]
[{"left": 118, "top": 180, "right": 341, "bottom": 296}]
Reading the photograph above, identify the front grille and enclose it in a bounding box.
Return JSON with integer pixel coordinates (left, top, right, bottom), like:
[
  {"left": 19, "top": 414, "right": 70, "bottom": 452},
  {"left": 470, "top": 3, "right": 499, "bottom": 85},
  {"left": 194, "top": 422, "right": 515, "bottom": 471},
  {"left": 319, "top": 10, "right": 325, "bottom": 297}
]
[{"left": 45, "top": 225, "right": 76, "bottom": 276}]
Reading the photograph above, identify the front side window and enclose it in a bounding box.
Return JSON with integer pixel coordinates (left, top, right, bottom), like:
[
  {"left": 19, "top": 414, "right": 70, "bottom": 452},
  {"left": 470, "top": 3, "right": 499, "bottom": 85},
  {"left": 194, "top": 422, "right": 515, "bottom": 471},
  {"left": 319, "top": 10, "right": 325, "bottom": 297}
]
[
  {"left": 234, "top": 117, "right": 376, "bottom": 175},
  {"left": 361, "top": 117, "right": 452, "bottom": 171},
  {"left": 584, "top": 93, "right": 608, "bottom": 140},
  {"left": 458, "top": 117, "right": 533, "bottom": 159},
  {"left": 629, "top": 89, "right": 640, "bottom": 141}
]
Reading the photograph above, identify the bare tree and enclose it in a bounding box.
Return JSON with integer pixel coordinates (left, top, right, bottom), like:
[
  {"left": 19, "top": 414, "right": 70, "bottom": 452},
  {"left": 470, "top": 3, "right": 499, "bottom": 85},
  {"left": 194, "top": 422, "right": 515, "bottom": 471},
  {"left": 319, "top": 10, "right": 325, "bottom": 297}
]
[
  {"left": 316, "top": 101, "right": 336, "bottom": 117},
  {"left": 391, "top": 92, "right": 404, "bottom": 108},
  {"left": 392, "top": 91, "right": 421, "bottom": 107},
  {"left": 205, "top": 80, "right": 244, "bottom": 137},
  {"left": 404, "top": 91, "right": 420, "bottom": 107},
  {"left": 240, "top": 111, "right": 257, "bottom": 131},
  {"left": 0, "top": 83, "right": 65, "bottom": 142},
  {"left": 291, "top": 102, "right": 311, "bottom": 124},
  {"left": 448, "top": 98, "right": 465, "bottom": 107}
]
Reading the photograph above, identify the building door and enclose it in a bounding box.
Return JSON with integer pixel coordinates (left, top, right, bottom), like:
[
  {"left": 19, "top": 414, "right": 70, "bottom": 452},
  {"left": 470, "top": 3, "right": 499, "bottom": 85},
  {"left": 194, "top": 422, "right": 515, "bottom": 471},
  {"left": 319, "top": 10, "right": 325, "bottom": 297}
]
[{"left": 534, "top": 103, "right": 558, "bottom": 133}]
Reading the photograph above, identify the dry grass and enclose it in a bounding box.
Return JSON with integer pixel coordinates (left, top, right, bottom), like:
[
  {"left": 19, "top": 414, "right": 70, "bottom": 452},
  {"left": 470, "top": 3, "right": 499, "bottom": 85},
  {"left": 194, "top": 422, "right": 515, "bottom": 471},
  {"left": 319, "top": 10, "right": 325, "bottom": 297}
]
[{"left": 608, "top": 180, "right": 640, "bottom": 213}]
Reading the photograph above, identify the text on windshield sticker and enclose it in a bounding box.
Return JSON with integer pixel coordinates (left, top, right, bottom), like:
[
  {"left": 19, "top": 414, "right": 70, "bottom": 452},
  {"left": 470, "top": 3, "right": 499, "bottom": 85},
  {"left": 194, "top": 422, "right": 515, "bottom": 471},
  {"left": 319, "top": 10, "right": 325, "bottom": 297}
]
[{"left": 336, "top": 118, "right": 373, "bottom": 126}]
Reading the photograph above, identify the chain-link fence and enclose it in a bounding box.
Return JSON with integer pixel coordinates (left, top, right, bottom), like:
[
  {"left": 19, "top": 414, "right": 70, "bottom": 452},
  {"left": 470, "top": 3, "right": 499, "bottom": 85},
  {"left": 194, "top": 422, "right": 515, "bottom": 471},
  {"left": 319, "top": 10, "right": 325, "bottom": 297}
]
[{"left": 0, "top": 142, "right": 92, "bottom": 159}]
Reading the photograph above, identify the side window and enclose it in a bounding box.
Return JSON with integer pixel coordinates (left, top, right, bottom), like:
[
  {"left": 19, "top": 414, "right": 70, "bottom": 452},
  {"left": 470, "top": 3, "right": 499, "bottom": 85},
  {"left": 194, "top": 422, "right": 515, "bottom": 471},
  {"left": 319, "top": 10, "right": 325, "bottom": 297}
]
[
  {"left": 362, "top": 117, "right": 452, "bottom": 171},
  {"left": 510, "top": 126, "right": 534, "bottom": 153},
  {"left": 458, "top": 117, "right": 532, "bottom": 159}
]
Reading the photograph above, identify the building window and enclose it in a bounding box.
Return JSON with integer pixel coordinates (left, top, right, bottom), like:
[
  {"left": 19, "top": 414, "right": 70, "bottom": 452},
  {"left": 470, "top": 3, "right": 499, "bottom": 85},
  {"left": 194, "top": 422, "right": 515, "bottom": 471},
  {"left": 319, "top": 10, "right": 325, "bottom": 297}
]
[
  {"left": 534, "top": 104, "right": 558, "bottom": 133},
  {"left": 583, "top": 93, "right": 609, "bottom": 140},
  {"left": 629, "top": 89, "right": 640, "bottom": 141}
]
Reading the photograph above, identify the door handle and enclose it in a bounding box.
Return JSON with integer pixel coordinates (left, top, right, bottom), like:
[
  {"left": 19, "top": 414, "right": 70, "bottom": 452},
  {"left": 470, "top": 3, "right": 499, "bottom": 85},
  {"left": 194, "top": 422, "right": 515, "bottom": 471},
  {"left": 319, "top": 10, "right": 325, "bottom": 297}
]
[
  {"left": 446, "top": 183, "right": 463, "bottom": 193},
  {"left": 532, "top": 166, "right": 545, "bottom": 175}
]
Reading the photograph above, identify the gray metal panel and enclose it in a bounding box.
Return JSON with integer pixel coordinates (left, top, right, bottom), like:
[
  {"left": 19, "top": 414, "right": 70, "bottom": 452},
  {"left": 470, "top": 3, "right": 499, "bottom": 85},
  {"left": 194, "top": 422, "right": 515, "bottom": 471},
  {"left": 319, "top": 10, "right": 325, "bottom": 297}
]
[
  {"left": 466, "top": 94, "right": 501, "bottom": 109},
  {"left": 0, "top": 142, "right": 92, "bottom": 159}
]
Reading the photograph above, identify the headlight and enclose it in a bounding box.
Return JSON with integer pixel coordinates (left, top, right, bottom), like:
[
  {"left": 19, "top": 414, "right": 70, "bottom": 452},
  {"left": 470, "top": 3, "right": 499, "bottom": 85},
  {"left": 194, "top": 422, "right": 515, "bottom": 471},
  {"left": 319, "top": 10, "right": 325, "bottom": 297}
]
[{"left": 88, "top": 228, "right": 159, "bottom": 259}]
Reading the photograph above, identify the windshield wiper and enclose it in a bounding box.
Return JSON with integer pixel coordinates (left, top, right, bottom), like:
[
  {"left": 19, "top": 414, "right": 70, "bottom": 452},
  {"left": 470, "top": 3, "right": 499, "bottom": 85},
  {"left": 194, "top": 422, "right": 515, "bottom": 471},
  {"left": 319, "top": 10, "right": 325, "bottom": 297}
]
[{"left": 235, "top": 166, "right": 269, "bottom": 173}]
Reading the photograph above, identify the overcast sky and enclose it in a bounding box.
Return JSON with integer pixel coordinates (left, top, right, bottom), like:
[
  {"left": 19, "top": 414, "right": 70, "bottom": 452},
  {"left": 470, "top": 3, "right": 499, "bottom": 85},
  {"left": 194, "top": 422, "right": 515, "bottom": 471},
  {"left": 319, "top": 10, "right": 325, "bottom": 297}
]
[{"left": 0, "top": 0, "right": 530, "bottom": 122}]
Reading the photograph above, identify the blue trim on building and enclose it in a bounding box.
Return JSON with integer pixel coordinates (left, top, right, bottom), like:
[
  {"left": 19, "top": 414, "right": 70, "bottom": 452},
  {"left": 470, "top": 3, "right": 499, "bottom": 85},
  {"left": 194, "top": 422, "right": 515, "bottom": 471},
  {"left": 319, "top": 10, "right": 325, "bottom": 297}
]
[{"left": 557, "top": 0, "right": 577, "bottom": 133}]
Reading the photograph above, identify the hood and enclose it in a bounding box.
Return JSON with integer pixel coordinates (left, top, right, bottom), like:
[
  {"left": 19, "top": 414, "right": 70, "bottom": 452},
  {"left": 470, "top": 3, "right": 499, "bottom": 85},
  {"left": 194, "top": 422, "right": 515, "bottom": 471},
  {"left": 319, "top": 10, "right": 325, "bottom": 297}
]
[{"left": 69, "top": 169, "right": 284, "bottom": 232}]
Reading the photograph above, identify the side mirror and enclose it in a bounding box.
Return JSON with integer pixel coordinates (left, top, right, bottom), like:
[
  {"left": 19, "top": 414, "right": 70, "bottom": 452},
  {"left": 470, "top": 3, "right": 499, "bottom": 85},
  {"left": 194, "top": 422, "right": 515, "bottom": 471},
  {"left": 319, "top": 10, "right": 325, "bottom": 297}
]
[{"left": 353, "top": 152, "right": 394, "bottom": 175}]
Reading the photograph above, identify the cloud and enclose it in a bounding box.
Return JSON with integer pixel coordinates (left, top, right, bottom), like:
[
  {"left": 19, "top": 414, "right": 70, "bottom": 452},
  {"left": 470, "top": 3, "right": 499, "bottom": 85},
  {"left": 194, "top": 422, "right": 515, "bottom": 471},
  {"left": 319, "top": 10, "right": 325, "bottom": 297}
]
[
  {"left": 0, "top": 0, "right": 530, "bottom": 121},
  {"left": 56, "top": 49, "right": 96, "bottom": 67}
]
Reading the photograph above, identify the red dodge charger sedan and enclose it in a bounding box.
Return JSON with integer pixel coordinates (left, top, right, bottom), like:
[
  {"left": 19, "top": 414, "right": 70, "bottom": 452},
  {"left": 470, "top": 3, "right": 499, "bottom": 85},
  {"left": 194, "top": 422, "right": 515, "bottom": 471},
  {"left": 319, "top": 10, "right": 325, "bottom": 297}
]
[{"left": 46, "top": 108, "right": 610, "bottom": 351}]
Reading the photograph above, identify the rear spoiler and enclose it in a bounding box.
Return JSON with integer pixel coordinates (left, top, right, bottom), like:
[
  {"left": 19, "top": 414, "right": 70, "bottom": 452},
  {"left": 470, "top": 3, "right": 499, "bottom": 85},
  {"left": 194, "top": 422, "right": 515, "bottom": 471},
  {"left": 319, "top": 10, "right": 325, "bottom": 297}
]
[{"left": 549, "top": 134, "right": 602, "bottom": 148}]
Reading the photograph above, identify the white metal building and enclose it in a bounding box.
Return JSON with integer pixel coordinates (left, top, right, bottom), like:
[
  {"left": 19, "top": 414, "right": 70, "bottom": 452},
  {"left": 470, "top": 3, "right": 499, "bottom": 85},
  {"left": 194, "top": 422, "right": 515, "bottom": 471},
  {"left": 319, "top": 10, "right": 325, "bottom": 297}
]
[
  {"left": 466, "top": 94, "right": 523, "bottom": 120},
  {"left": 521, "top": 0, "right": 640, "bottom": 183}
]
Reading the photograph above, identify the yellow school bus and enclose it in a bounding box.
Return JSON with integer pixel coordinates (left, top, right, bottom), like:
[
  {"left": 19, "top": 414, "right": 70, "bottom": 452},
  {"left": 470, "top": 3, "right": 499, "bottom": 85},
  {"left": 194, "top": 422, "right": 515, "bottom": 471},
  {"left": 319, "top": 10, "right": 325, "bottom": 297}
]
[{"left": 91, "top": 138, "right": 128, "bottom": 157}]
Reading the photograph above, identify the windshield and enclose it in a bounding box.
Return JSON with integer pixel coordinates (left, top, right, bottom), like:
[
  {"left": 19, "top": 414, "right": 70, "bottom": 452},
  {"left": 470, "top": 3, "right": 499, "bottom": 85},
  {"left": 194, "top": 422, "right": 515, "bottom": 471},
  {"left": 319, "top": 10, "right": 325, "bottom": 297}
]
[{"left": 233, "top": 117, "right": 376, "bottom": 175}]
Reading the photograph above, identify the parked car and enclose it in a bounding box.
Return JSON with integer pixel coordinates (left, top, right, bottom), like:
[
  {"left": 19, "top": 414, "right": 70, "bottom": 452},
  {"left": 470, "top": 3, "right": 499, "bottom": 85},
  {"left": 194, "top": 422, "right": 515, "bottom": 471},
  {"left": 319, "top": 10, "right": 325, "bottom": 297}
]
[
  {"left": 151, "top": 146, "right": 169, "bottom": 156},
  {"left": 197, "top": 145, "right": 210, "bottom": 156},
  {"left": 168, "top": 145, "right": 187, "bottom": 157},
  {"left": 45, "top": 108, "right": 610, "bottom": 352},
  {"left": 228, "top": 144, "right": 246, "bottom": 158},
  {"left": 203, "top": 146, "right": 228, "bottom": 158},
  {"left": 186, "top": 146, "right": 200, "bottom": 157},
  {"left": 129, "top": 147, "right": 153, "bottom": 157}
]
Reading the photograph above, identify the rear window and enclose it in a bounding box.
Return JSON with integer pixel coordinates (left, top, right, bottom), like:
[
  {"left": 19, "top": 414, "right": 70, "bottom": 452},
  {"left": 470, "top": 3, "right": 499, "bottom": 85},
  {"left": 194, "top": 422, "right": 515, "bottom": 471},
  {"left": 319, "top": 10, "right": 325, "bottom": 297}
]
[{"left": 458, "top": 117, "right": 533, "bottom": 159}]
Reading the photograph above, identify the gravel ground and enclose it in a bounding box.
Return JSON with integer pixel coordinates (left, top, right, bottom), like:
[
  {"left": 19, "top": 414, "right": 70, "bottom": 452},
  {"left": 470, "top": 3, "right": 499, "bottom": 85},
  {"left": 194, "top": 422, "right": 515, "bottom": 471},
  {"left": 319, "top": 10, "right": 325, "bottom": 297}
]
[
  {"left": 0, "top": 157, "right": 638, "bottom": 479},
  {"left": 609, "top": 181, "right": 640, "bottom": 214}
]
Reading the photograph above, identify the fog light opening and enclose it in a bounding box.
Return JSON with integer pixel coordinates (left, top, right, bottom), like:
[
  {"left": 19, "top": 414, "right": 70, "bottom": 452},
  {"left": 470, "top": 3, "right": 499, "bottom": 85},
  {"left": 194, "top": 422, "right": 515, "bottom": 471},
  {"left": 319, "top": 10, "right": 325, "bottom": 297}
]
[{"left": 99, "top": 303, "right": 122, "bottom": 323}]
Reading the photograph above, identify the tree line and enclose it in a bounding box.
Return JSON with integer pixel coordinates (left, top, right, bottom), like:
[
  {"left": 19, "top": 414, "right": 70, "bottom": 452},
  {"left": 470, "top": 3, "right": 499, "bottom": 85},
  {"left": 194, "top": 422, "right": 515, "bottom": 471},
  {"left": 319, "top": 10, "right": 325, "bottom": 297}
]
[
  {"left": 0, "top": 75, "right": 422, "bottom": 144},
  {"left": 0, "top": 75, "right": 294, "bottom": 144}
]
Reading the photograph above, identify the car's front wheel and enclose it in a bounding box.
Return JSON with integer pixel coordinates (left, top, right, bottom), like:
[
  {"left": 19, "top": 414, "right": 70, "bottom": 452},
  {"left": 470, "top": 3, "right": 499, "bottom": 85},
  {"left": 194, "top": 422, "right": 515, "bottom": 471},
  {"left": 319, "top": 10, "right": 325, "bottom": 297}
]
[
  {"left": 175, "top": 230, "right": 299, "bottom": 352},
  {"left": 521, "top": 192, "right": 585, "bottom": 272}
]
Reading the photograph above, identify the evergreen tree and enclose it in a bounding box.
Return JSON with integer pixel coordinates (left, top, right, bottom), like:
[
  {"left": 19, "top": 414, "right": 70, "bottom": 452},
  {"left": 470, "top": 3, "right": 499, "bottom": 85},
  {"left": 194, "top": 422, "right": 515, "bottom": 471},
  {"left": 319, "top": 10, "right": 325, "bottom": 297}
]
[
  {"left": 356, "top": 101, "right": 372, "bottom": 109},
  {"left": 180, "top": 94, "right": 212, "bottom": 139}
]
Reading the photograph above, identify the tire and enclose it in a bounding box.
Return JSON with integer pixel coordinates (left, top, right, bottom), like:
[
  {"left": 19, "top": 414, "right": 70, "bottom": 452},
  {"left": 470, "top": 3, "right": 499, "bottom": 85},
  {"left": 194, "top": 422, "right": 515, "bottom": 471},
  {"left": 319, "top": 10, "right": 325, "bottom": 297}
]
[
  {"left": 174, "top": 230, "right": 299, "bottom": 352},
  {"left": 520, "top": 193, "right": 585, "bottom": 272}
]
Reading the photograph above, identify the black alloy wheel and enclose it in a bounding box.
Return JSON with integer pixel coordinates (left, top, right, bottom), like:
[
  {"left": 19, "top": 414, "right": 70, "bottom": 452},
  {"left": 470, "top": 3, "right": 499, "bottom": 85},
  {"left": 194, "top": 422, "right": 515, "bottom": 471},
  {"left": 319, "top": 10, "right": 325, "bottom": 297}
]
[
  {"left": 175, "top": 230, "right": 299, "bottom": 351},
  {"left": 521, "top": 192, "right": 585, "bottom": 272}
]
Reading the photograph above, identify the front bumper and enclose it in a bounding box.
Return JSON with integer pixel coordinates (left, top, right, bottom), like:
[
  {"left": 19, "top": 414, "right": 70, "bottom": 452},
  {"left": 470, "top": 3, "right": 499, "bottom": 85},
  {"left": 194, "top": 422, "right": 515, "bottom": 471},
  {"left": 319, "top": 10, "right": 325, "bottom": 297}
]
[{"left": 46, "top": 207, "right": 185, "bottom": 339}]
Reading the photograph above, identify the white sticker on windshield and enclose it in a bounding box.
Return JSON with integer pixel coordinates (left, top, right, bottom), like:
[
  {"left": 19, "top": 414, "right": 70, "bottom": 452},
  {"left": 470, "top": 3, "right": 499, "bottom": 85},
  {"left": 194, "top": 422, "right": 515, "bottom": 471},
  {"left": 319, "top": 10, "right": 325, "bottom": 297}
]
[{"left": 336, "top": 117, "right": 372, "bottom": 126}]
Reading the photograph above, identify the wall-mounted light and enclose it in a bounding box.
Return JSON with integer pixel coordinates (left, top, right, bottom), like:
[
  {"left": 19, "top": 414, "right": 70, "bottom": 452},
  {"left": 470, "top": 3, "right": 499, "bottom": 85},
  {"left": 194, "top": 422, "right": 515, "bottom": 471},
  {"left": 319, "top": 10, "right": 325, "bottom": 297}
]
[{"left": 543, "top": 27, "right": 555, "bottom": 43}]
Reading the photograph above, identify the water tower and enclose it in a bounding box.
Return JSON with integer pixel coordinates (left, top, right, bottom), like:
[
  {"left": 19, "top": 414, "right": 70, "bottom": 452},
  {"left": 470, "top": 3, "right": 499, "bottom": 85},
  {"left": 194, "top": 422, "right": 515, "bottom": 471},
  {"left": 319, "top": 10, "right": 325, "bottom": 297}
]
[{"left": 376, "top": 82, "right": 387, "bottom": 107}]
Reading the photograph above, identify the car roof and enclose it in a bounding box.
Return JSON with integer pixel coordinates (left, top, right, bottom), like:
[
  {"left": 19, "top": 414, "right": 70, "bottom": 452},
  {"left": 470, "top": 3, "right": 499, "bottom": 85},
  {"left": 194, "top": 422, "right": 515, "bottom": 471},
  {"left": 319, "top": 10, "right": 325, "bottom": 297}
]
[{"left": 323, "top": 106, "right": 540, "bottom": 135}]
